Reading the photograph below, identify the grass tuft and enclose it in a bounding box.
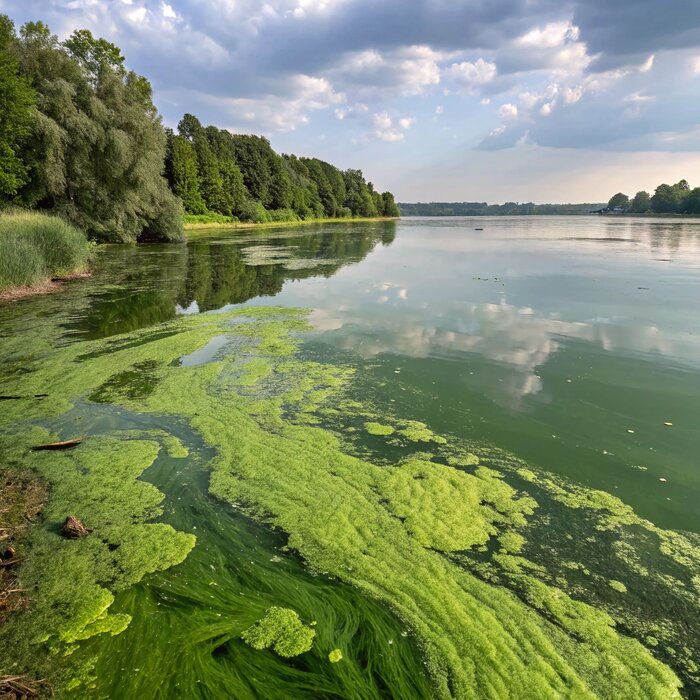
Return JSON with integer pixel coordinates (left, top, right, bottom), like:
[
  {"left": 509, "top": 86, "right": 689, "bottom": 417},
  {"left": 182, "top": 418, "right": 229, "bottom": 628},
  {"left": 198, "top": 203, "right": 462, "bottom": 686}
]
[{"left": 0, "top": 211, "right": 93, "bottom": 293}]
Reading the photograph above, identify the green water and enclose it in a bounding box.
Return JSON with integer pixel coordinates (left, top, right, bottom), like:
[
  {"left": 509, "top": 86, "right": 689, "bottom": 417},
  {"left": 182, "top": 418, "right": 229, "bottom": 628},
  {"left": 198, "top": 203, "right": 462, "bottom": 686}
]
[{"left": 1, "top": 217, "right": 700, "bottom": 698}]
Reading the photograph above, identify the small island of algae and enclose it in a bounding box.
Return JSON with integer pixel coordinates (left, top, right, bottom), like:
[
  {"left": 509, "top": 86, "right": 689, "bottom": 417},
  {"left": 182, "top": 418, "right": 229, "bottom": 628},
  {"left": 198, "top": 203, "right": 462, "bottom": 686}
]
[{"left": 241, "top": 607, "right": 315, "bottom": 658}]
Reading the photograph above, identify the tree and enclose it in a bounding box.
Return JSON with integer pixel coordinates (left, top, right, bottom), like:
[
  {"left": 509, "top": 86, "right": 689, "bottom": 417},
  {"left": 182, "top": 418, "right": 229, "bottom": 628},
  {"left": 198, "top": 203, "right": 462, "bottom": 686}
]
[
  {"left": 63, "top": 28, "right": 125, "bottom": 80},
  {"left": 629, "top": 191, "right": 651, "bottom": 213},
  {"left": 607, "top": 193, "right": 629, "bottom": 211},
  {"left": 382, "top": 192, "right": 400, "bottom": 217},
  {"left": 14, "top": 21, "right": 182, "bottom": 242},
  {"left": 650, "top": 184, "right": 681, "bottom": 214},
  {"left": 682, "top": 187, "right": 700, "bottom": 215},
  {"left": 166, "top": 131, "right": 206, "bottom": 214},
  {"left": 0, "top": 15, "right": 35, "bottom": 197}
]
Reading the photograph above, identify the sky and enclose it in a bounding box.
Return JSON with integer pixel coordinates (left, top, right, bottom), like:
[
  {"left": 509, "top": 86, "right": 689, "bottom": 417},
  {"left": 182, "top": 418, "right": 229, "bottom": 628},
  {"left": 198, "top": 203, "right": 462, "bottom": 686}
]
[{"left": 2, "top": 0, "right": 700, "bottom": 203}]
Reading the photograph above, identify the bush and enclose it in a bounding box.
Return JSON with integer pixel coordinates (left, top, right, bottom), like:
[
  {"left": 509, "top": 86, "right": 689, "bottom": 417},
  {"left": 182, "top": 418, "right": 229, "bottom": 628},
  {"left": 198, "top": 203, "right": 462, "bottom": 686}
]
[
  {"left": 0, "top": 211, "right": 93, "bottom": 292},
  {"left": 238, "top": 199, "right": 271, "bottom": 224},
  {"left": 267, "top": 208, "right": 300, "bottom": 223},
  {"left": 182, "top": 212, "right": 239, "bottom": 226}
]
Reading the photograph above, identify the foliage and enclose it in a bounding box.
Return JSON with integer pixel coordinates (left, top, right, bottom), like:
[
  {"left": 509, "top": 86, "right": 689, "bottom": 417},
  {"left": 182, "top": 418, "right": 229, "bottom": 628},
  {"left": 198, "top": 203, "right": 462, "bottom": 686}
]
[
  {"left": 607, "top": 193, "right": 630, "bottom": 210},
  {"left": 0, "top": 17, "right": 181, "bottom": 242},
  {"left": 0, "top": 16, "right": 35, "bottom": 196},
  {"left": 629, "top": 190, "right": 651, "bottom": 213},
  {"left": 0, "top": 211, "right": 92, "bottom": 291},
  {"left": 603, "top": 179, "right": 700, "bottom": 215},
  {"left": 0, "top": 13, "right": 398, "bottom": 242},
  {"left": 241, "top": 606, "right": 316, "bottom": 657},
  {"left": 165, "top": 114, "right": 398, "bottom": 223}
]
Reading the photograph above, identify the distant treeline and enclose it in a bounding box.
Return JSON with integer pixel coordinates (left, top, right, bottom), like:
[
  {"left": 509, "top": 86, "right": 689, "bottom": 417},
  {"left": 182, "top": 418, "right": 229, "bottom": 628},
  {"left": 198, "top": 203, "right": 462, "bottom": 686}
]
[
  {"left": 604, "top": 180, "right": 700, "bottom": 215},
  {"left": 398, "top": 202, "right": 604, "bottom": 216},
  {"left": 166, "top": 115, "right": 400, "bottom": 226},
  {"left": 0, "top": 15, "right": 398, "bottom": 243}
]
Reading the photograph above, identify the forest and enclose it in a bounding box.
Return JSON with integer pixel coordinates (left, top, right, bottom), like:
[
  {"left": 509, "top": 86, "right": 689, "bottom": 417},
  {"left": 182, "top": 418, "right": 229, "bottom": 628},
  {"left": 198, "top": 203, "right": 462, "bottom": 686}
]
[
  {"left": 398, "top": 201, "right": 603, "bottom": 216},
  {"left": 0, "top": 15, "right": 399, "bottom": 245},
  {"left": 605, "top": 180, "right": 700, "bottom": 214}
]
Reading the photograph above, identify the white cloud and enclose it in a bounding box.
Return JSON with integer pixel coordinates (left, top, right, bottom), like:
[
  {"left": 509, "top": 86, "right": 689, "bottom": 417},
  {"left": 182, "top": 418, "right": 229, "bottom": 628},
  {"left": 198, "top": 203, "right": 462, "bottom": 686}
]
[
  {"left": 398, "top": 117, "right": 415, "bottom": 129},
  {"left": 518, "top": 21, "right": 580, "bottom": 49},
  {"left": 222, "top": 74, "right": 344, "bottom": 131},
  {"left": 435, "top": 105, "right": 444, "bottom": 115},
  {"left": 161, "top": 2, "right": 178, "bottom": 20},
  {"left": 498, "top": 103, "right": 519, "bottom": 120},
  {"left": 331, "top": 45, "right": 442, "bottom": 98},
  {"left": 449, "top": 58, "right": 497, "bottom": 89},
  {"left": 639, "top": 54, "right": 655, "bottom": 72}
]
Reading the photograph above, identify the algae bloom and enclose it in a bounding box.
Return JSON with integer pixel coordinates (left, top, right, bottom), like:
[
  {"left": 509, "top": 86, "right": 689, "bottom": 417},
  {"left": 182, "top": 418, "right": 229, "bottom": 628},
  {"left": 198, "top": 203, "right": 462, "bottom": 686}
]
[{"left": 241, "top": 607, "right": 316, "bottom": 657}]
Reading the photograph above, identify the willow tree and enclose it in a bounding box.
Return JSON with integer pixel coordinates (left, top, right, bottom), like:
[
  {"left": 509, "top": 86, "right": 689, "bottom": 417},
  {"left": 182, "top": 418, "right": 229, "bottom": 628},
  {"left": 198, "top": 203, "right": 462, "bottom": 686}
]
[{"left": 15, "top": 23, "right": 182, "bottom": 242}]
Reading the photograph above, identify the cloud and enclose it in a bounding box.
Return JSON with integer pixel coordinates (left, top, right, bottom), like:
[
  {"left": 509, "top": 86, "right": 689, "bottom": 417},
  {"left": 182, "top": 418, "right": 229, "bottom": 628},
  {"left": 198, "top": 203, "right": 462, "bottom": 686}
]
[
  {"left": 370, "top": 111, "right": 414, "bottom": 142},
  {"left": 498, "top": 103, "right": 519, "bottom": 120},
  {"left": 2, "top": 0, "right": 700, "bottom": 159},
  {"left": 449, "top": 58, "right": 497, "bottom": 90}
]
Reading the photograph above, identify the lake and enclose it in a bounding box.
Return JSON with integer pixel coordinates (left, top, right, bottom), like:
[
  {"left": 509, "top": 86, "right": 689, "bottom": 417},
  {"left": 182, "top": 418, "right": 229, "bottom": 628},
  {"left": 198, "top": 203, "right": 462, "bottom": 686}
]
[{"left": 1, "top": 216, "right": 699, "bottom": 698}]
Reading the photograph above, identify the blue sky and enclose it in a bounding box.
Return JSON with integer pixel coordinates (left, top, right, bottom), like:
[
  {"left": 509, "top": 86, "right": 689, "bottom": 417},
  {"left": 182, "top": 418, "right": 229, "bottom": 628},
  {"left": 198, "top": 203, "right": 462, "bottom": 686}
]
[{"left": 2, "top": 0, "right": 700, "bottom": 202}]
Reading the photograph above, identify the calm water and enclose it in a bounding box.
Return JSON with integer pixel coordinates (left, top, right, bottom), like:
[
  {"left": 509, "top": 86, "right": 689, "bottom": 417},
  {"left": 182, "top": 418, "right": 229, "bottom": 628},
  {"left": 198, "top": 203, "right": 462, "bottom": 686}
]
[
  {"left": 2, "top": 215, "right": 700, "bottom": 697},
  {"left": 50, "top": 214, "right": 700, "bottom": 533}
]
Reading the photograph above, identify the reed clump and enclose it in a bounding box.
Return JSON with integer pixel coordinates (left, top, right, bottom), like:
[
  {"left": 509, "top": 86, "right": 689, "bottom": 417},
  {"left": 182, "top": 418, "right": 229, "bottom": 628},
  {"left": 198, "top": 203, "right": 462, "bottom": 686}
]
[{"left": 0, "top": 211, "right": 93, "bottom": 294}]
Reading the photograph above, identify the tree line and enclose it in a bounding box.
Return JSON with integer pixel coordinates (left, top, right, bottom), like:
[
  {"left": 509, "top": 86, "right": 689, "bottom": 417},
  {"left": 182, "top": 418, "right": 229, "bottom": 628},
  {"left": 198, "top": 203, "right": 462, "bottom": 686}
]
[
  {"left": 398, "top": 202, "right": 603, "bottom": 216},
  {"left": 0, "top": 15, "right": 399, "bottom": 243},
  {"left": 606, "top": 180, "right": 700, "bottom": 215},
  {"left": 165, "top": 114, "right": 399, "bottom": 224}
]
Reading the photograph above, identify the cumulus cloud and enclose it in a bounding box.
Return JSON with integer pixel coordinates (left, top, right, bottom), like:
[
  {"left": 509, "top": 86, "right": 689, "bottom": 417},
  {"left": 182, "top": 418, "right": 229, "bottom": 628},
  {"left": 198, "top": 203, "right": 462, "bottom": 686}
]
[
  {"left": 449, "top": 58, "right": 497, "bottom": 90},
  {"left": 2, "top": 0, "right": 699, "bottom": 154}
]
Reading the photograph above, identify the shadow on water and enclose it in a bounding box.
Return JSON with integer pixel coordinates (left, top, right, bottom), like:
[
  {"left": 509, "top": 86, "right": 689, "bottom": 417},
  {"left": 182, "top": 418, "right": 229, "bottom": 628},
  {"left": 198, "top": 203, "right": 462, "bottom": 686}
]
[{"left": 67, "top": 222, "right": 396, "bottom": 340}]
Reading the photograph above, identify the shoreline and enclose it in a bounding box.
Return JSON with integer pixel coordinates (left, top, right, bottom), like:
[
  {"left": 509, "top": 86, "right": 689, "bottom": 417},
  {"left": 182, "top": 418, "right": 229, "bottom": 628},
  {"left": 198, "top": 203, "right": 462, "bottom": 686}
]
[
  {"left": 184, "top": 216, "right": 398, "bottom": 232},
  {"left": 0, "top": 272, "right": 92, "bottom": 304}
]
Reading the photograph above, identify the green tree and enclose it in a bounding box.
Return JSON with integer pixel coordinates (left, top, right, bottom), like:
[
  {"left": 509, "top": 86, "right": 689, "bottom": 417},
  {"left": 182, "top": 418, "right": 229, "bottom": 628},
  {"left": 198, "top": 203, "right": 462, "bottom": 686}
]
[
  {"left": 166, "top": 131, "right": 206, "bottom": 214},
  {"left": 629, "top": 191, "right": 650, "bottom": 213},
  {"left": 15, "top": 21, "right": 182, "bottom": 242},
  {"left": 607, "top": 193, "right": 629, "bottom": 211},
  {"left": 382, "top": 192, "right": 400, "bottom": 217},
  {"left": 651, "top": 184, "right": 682, "bottom": 214},
  {"left": 682, "top": 187, "right": 700, "bottom": 215},
  {"left": 0, "top": 15, "right": 35, "bottom": 197},
  {"left": 63, "top": 28, "right": 125, "bottom": 80}
]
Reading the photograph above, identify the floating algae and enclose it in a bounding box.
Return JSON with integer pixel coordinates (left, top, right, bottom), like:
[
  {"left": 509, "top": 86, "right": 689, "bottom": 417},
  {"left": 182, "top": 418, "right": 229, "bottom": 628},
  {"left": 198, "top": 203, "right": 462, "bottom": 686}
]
[
  {"left": 241, "top": 606, "right": 316, "bottom": 657},
  {"left": 365, "top": 421, "right": 395, "bottom": 436},
  {"left": 0, "top": 306, "right": 698, "bottom": 697}
]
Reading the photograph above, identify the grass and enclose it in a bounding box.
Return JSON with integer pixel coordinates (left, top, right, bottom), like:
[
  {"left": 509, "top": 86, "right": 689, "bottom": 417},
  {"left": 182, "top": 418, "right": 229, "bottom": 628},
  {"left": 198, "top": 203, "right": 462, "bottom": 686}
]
[
  {"left": 0, "top": 211, "right": 93, "bottom": 294},
  {"left": 183, "top": 215, "right": 398, "bottom": 232}
]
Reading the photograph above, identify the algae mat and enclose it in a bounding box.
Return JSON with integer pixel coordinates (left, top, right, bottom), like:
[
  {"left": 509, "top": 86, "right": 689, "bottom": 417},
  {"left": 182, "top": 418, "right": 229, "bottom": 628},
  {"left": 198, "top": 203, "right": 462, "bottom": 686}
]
[{"left": 1, "top": 304, "right": 699, "bottom": 698}]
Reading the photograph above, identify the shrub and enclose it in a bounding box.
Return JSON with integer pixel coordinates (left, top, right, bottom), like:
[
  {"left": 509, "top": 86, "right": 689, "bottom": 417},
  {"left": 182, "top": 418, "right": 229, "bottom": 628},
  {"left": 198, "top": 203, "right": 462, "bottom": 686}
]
[{"left": 0, "top": 211, "right": 92, "bottom": 292}]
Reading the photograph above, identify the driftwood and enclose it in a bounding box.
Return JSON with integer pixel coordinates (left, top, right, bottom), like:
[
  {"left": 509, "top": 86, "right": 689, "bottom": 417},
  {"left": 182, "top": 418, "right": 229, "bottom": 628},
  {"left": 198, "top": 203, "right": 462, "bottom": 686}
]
[
  {"left": 60, "top": 516, "right": 92, "bottom": 539},
  {"left": 0, "top": 675, "right": 51, "bottom": 698},
  {"left": 31, "top": 439, "right": 82, "bottom": 452}
]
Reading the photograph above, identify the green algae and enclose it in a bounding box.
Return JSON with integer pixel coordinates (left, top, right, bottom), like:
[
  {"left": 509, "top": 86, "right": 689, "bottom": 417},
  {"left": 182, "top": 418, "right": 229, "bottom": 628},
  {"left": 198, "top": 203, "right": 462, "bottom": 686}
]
[
  {"left": 365, "top": 421, "right": 395, "bottom": 436},
  {"left": 1, "top": 306, "right": 698, "bottom": 698},
  {"left": 241, "top": 606, "right": 316, "bottom": 657},
  {"left": 329, "top": 648, "right": 343, "bottom": 663},
  {"left": 0, "top": 430, "right": 195, "bottom": 684}
]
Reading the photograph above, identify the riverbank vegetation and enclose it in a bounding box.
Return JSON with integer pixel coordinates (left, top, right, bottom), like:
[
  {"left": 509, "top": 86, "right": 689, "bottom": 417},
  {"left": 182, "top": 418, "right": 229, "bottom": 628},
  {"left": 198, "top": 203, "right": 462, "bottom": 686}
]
[
  {"left": 604, "top": 179, "right": 700, "bottom": 214},
  {"left": 398, "top": 201, "right": 604, "bottom": 216},
  {"left": 0, "top": 14, "right": 399, "bottom": 247},
  {"left": 0, "top": 211, "right": 92, "bottom": 295}
]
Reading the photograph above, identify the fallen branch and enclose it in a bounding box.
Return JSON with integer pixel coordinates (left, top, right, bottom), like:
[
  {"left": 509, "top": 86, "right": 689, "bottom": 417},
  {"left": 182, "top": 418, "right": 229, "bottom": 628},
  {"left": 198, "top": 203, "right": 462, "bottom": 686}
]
[{"left": 31, "top": 439, "right": 82, "bottom": 452}]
